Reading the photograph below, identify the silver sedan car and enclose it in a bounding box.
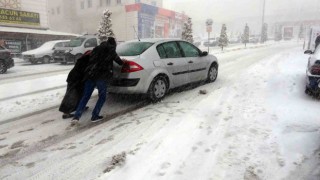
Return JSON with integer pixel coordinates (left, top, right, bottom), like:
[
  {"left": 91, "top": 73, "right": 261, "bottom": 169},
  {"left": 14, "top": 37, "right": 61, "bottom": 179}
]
[{"left": 109, "top": 39, "right": 219, "bottom": 101}]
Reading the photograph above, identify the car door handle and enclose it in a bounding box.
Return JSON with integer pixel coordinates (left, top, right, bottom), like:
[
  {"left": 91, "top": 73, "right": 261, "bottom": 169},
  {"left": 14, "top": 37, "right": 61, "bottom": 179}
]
[
  {"left": 188, "top": 61, "right": 194, "bottom": 63},
  {"left": 167, "top": 62, "right": 174, "bottom": 65}
]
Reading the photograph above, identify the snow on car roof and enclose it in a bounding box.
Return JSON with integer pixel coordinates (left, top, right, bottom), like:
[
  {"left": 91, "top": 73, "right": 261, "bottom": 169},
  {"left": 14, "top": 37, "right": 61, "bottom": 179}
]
[
  {"left": 125, "top": 38, "right": 181, "bottom": 44},
  {"left": 0, "top": 26, "right": 79, "bottom": 36}
]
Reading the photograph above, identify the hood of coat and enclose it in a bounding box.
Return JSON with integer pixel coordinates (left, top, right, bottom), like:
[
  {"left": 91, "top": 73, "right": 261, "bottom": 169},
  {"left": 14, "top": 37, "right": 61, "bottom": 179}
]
[{"left": 90, "top": 40, "right": 116, "bottom": 61}]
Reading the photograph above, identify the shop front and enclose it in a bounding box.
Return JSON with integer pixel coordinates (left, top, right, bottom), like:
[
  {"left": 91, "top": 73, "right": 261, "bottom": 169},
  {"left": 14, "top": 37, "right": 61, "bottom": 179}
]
[
  {"left": 125, "top": 3, "right": 187, "bottom": 39},
  {"left": 0, "top": 7, "right": 78, "bottom": 55}
]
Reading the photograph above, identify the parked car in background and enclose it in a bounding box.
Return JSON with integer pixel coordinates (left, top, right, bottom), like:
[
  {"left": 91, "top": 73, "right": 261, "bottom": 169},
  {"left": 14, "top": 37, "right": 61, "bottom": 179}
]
[
  {"left": 249, "top": 36, "right": 259, "bottom": 43},
  {"left": 304, "top": 47, "right": 320, "bottom": 96},
  {"left": 53, "top": 35, "right": 99, "bottom": 64},
  {"left": 22, "top": 40, "right": 70, "bottom": 64},
  {"left": 229, "top": 37, "right": 240, "bottom": 44},
  {"left": 109, "top": 39, "right": 219, "bottom": 102},
  {"left": 203, "top": 37, "right": 219, "bottom": 47},
  {"left": 0, "top": 45, "right": 14, "bottom": 74}
]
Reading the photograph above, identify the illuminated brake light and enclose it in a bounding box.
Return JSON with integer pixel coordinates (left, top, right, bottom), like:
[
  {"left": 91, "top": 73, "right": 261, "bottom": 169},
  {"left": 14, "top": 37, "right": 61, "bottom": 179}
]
[{"left": 121, "top": 60, "right": 144, "bottom": 73}]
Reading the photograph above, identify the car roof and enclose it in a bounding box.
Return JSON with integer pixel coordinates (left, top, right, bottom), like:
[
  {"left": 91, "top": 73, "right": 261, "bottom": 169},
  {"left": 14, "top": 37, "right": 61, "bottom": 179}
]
[
  {"left": 76, "top": 35, "right": 97, "bottom": 39},
  {"left": 125, "top": 38, "right": 181, "bottom": 44},
  {"left": 42, "top": 40, "right": 69, "bottom": 45}
]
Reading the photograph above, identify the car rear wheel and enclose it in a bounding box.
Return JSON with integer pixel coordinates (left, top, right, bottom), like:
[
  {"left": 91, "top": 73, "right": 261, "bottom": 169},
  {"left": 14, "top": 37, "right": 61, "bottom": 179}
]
[
  {"left": 30, "top": 60, "right": 37, "bottom": 64},
  {"left": 0, "top": 61, "right": 7, "bottom": 74},
  {"left": 207, "top": 64, "right": 218, "bottom": 83},
  {"left": 42, "top": 56, "right": 51, "bottom": 64},
  {"left": 148, "top": 76, "right": 168, "bottom": 102}
]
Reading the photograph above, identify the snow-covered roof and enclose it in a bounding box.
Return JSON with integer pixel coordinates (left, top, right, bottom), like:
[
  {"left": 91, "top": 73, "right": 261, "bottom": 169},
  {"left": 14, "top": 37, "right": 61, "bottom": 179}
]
[
  {"left": 0, "top": 26, "right": 79, "bottom": 36},
  {"left": 126, "top": 38, "right": 180, "bottom": 43}
]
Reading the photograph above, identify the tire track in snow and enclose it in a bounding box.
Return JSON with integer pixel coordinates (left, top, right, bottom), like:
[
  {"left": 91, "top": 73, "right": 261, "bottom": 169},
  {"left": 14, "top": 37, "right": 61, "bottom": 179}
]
[{"left": 0, "top": 85, "right": 66, "bottom": 102}]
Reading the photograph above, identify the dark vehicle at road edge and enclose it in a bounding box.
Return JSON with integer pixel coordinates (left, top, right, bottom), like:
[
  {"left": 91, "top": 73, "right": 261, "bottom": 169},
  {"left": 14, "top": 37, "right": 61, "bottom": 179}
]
[
  {"left": 304, "top": 49, "right": 320, "bottom": 97},
  {"left": 0, "top": 45, "right": 14, "bottom": 74}
]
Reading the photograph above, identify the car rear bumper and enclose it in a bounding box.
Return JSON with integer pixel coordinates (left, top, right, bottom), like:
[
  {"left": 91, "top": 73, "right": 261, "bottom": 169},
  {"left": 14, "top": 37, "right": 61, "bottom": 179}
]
[
  {"left": 306, "top": 73, "right": 320, "bottom": 92},
  {"left": 111, "top": 78, "right": 140, "bottom": 87},
  {"left": 53, "top": 53, "right": 75, "bottom": 63},
  {"left": 23, "top": 56, "right": 39, "bottom": 62},
  {"left": 7, "top": 58, "right": 14, "bottom": 69},
  {"left": 108, "top": 78, "right": 147, "bottom": 94}
]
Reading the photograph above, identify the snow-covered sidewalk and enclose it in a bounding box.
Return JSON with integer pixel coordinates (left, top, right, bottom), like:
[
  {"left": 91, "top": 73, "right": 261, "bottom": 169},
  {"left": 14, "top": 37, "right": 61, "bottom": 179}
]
[{"left": 199, "top": 40, "right": 288, "bottom": 55}]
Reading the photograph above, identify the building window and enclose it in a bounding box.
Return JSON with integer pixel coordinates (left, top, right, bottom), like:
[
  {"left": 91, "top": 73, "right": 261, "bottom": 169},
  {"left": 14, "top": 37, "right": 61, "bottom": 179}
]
[
  {"left": 80, "top": 1, "right": 84, "bottom": 9},
  {"left": 88, "top": 0, "right": 92, "bottom": 8},
  {"left": 57, "top": 7, "right": 60, "bottom": 14},
  {"left": 135, "top": 0, "right": 140, "bottom": 2},
  {"left": 151, "top": 1, "right": 156, "bottom": 6},
  {"left": 116, "top": 0, "right": 121, "bottom": 5},
  {"left": 51, "top": 8, "right": 55, "bottom": 15},
  {"left": 106, "top": 0, "right": 110, "bottom": 6}
]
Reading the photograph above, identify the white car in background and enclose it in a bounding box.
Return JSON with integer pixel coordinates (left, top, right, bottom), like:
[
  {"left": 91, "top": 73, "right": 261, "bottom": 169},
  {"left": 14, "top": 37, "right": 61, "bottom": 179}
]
[
  {"left": 53, "top": 35, "right": 99, "bottom": 64},
  {"left": 109, "top": 38, "right": 219, "bottom": 101},
  {"left": 22, "top": 40, "right": 69, "bottom": 64}
]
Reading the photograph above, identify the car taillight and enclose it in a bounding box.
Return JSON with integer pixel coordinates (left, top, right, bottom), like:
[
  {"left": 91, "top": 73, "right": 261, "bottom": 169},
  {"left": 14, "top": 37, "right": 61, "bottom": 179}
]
[
  {"left": 311, "top": 65, "right": 320, "bottom": 75},
  {"left": 121, "top": 60, "right": 144, "bottom": 73},
  {"left": 5, "top": 51, "right": 12, "bottom": 57}
]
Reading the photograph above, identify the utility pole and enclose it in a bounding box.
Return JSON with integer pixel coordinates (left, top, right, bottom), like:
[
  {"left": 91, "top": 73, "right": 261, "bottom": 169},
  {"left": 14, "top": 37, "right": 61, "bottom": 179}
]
[
  {"left": 261, "top": 0, "right": 266, "bottom": 43},
  {"left": 206, "top": 19, "right": 213, "bottom": 53}
]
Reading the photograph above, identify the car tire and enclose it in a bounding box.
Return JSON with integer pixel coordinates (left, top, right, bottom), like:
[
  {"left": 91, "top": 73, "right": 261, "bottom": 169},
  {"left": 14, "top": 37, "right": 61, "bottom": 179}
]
[
  {"left": 207, "top": 63, "right": 218, "bottom": 83},
  {"left": 0, "top": 61, "right": 7, "bottom": 74},
  {"left": 31, "top": 60, "right": 37, "bottom": 64},
  {"left": 148, "top": 76, "right": 168, "bottom": 102},
  {"left": 42, "top": 56, "right": 51, "bottom": 64}
]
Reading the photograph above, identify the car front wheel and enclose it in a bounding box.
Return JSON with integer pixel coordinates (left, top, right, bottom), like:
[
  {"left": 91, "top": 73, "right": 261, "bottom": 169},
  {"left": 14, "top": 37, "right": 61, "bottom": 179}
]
[
  {"left": 148, "top": 76, "right": 168, "bottom": 102},
  {"left": 207, "top": 64, "right": 218, "bottom": 83},
  {"left": 74, "top": 54, "right": 82, "bottom": 64},
  {"left": 0, "top": 61, "right": 7, "bottom": 74}
]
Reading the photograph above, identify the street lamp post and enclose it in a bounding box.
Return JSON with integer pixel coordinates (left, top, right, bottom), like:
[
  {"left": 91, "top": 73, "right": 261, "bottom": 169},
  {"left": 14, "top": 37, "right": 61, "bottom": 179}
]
[{"left": 261, "top": 0, "right": 266, "bottom": 43}]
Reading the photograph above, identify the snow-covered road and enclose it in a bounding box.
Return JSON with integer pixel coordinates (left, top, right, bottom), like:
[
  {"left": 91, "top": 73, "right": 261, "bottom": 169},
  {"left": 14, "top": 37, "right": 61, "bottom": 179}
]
[{"left": 1, "top": 42, "right": 319, "bottom": 180}]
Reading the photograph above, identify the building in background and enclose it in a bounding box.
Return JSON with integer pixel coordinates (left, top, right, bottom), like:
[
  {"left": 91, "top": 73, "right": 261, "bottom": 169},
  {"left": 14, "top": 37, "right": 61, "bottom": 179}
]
[
  {"left": 0, "top": 0, "right": 77, "bottom": 54},
  {"left": 48, "top": 0, "right": 187, "bottom": 42}
]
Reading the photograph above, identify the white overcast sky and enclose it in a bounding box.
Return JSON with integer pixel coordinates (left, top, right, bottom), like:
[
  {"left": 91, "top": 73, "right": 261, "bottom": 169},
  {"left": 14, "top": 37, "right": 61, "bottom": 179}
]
[{"left": 163, "top": 0, "right": 320, "bottom": 23}]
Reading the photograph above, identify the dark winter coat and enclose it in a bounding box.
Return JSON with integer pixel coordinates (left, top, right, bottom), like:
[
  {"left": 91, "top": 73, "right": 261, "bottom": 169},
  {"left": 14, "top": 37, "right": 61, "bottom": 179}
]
[
  {"left": 66, "top": 50, "right": 91, "bottom": 84},
  {"left": 85, "top": 41, "right": 123, "bottom": 81},
  {"left": 316, "top": 35, "right": 320, "bottom": 49},
  {"left": 59, "top": 52, "right": 91, "bottom": 114}
]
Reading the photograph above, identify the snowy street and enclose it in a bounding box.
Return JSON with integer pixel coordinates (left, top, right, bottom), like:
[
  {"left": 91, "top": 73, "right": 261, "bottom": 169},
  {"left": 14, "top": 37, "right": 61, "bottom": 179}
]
[{"left": 1, "top": 42, "right": 319, "bottom": 179}]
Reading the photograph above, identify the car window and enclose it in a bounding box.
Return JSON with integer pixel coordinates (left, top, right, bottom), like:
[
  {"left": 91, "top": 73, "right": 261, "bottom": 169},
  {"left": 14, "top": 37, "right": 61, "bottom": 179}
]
[
  {"left": 117, "top": 42, "right": 153, "bottom": 56},
  {"left": 178, "top": 41, "right": 200, "bottom": 57},
  {"left": 54, "top": 42, "right": 66, "bottom": 48},
  {"left": 161, "top": 42, "right": 182, "bottom": 58},
  {"left": 84, "top": 38, "right": 98, "bottom": 48},
  {"left": 69, "top": 37, "right": 86, "bottom": 47},
  {"left": 157, "top": 45, "right": 167, "bottom": 59}
]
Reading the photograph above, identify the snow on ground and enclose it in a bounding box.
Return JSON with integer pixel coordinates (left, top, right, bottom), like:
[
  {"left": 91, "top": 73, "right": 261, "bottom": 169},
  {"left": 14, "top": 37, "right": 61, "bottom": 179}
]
[
  {"left": 1, "top": 43, "right": 319, "bottom": 179},
  {"left": 0, "top": 42, "right": 285, "bottom": 123},
  {"left": 198, "top": 40, "right": 278, "bottom": 54}
]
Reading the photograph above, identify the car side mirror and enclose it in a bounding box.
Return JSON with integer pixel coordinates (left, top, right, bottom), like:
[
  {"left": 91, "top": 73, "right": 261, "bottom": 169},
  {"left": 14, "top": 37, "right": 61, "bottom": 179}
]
[
  {"left": 304, "top": 50, "right": 313, "bottom": 54},
  {"left": 52, "top": 47, "right": 55, "bottom": 50},
  {"left": 201, "top": 51, "right": 208, "bottom": 57}
]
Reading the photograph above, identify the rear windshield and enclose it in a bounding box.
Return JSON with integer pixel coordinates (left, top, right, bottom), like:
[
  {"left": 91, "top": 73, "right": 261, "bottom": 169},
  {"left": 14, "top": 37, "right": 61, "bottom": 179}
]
[{"left": 117, "top": 42, "right": 153, "bottom": 56}]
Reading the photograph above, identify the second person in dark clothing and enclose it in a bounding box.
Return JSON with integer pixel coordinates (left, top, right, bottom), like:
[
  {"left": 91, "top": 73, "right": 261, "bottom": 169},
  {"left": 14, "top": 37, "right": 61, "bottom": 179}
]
[
  {"left": 59, "top": 50, "right": 91, "bottom": 119},
  {"left": 71, "top": 37, "right": 124, "bottom": 124}
]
